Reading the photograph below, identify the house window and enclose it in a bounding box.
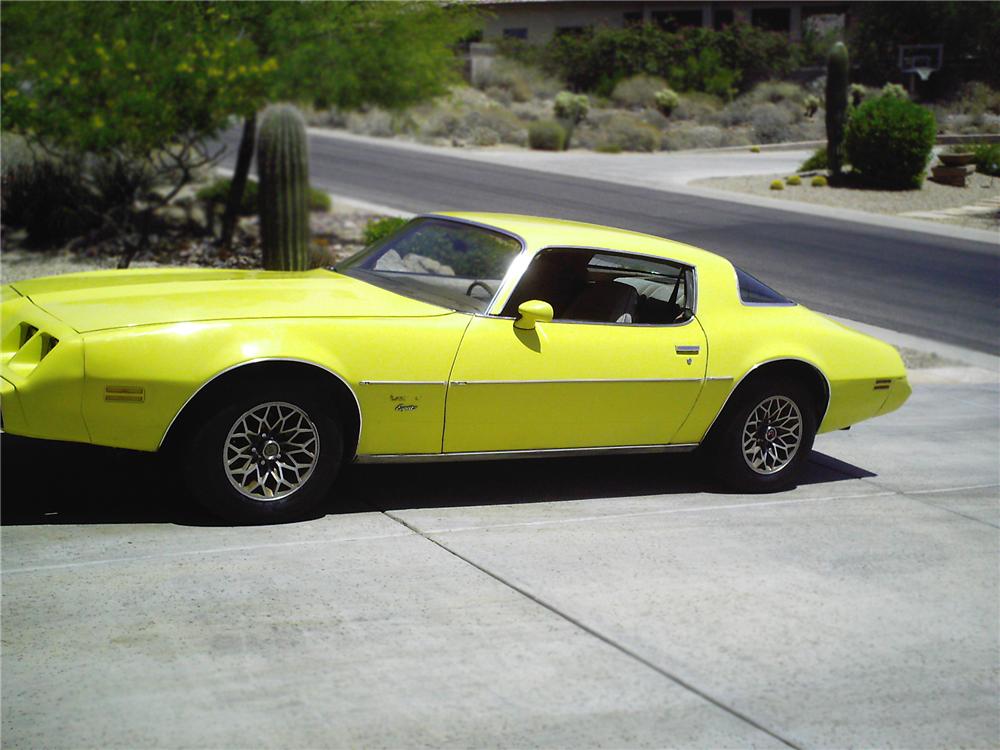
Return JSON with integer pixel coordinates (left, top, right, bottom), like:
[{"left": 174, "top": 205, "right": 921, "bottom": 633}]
[
  {"left": 713, "top": 8, "right": 734, "bottom": 30},
  {"left": 652, "top": 10, "right": 703, "bottom": 32},
  {"left": 503, "top": 27, "right": 528, "bottom": 40},
  {"left": 555, "top": 25, "right": 586, "bottom": 37},
  {"left": 752, "top": 7, "right": 792, "bottom": 32}
]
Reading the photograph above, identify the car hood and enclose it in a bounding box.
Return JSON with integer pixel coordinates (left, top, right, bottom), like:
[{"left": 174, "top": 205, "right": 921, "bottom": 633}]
[{"left": 10, "top": 267, "right": 448, "bottom": 332}]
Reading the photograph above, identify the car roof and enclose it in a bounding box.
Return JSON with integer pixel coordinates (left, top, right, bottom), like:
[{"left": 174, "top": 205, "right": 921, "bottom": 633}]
[{"left": 434, "top": 212, "right": 726, "bottom": 268}]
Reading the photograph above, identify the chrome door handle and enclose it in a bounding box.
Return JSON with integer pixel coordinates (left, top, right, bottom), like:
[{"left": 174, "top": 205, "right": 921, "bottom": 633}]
[{"left": 675, "top": 345, "right": 700, "bottom": 354}]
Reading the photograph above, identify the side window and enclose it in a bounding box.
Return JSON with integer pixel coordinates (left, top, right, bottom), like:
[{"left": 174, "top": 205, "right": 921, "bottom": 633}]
[
  {"left": 502, "top": 248, "right": 693, "bottom": 325},
  {"left": 735, "top": 266, "right": 793, "bottom": 305}
]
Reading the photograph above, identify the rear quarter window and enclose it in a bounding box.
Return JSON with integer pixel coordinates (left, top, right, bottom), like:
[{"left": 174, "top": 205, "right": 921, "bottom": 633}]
[{"left": 735, "top": 266, "right": 793, "bottom": 305}]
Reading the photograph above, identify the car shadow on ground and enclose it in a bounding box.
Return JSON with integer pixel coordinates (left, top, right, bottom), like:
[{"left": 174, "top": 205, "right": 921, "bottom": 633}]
[{"left": 0, "top": 435, "right": 875, "bottom": 527}]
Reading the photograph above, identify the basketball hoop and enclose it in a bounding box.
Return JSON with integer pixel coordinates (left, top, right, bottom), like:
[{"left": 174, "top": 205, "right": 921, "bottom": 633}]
[{"left": 898, "top": 44, "right": 942, "bottom": 93}]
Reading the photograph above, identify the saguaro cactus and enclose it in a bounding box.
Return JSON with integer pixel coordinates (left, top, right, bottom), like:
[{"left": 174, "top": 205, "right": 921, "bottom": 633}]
[
  {"left": 257, "top": 104, "right": 310, "bottom": 271},
  {"left": 825, "top": 42, "right": 849, "bottom": 178}
]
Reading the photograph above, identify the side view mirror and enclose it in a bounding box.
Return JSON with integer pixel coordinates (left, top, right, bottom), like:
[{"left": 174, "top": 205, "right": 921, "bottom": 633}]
[{"left": 514, "top": 299, "right": 554, "bottom": 330}]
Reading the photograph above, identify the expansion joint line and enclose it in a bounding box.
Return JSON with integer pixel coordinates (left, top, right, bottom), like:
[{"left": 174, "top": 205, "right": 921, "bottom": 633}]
[{"left": 382, "top": 509, "right": 803, "bottom": 750}]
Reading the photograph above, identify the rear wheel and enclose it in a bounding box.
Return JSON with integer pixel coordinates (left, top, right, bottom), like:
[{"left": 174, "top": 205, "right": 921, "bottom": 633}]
[
  {"left": 706, "top": 377, "right": 817, "bottom": 492},
  {"left": 183, "top": 384, "right": 343, "bottom": 523}
]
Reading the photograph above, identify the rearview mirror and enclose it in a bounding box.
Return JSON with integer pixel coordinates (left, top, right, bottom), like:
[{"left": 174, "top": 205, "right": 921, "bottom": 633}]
[{"left": 514, "top": 299, "right": 554, "bottom": 330}]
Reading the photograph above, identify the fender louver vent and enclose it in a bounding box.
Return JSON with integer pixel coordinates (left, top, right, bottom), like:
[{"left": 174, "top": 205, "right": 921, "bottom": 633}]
[{"left": 874, "top": 379, "right": 892, "bottom": 391}]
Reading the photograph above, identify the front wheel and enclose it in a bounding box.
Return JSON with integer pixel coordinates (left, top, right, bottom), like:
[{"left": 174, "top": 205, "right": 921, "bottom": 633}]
[
  {"left": 706, "top": 377, "right": 817, "bottom": 493},
  {"left": 183, "top": 385, "right": 343, "bottom": 523}
]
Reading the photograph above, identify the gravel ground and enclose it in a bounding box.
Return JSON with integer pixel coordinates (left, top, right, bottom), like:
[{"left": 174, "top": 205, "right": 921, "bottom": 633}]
[{"left": 695, "top": 171, "right": 1000, "bottom": 230}]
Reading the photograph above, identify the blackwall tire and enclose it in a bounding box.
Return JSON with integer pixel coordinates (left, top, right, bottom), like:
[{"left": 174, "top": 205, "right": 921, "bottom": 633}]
[
  {"left": 183, "top": 383, "right": 343, "bottom": 524},
  {"left": 707, "top": 377, "right": 817, "bottom": 493}
]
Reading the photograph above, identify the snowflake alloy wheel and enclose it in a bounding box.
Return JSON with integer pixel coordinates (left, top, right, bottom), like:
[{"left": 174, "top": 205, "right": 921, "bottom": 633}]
[
  {"left": 741, "top": 395, "right": 803, "bottom": 475},
  {"left": 223, "top": 401, "right": 320, "bottom": 501}
]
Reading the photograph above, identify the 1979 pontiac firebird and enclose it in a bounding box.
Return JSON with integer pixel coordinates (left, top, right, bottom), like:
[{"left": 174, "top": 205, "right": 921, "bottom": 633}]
[{"left": 0, "top": 213, "right": 909, "bottom": 522}]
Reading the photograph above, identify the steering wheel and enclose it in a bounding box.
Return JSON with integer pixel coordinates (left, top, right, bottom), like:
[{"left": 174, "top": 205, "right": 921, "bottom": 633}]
[{"left": 465, "top": 280, "right": 494, "bottom": 298}]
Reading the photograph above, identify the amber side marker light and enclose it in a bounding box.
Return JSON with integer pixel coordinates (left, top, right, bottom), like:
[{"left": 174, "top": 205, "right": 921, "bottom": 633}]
[{"left": 105, "top": 385, "right": 145, "bottom": 403}]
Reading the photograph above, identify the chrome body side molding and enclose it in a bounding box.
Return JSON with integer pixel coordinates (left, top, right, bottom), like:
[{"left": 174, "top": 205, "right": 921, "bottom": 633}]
[
  {"left": 450, "top": 377, "right": 704, "bottom": 386},
  {"left": 355, "top": 443, "right": 699, "bottom": 464}
]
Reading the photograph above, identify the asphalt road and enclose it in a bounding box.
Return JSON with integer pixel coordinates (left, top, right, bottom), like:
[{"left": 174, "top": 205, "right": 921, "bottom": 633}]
[{"left": 223, "top": 131, "right": 999, "bottom": 354}]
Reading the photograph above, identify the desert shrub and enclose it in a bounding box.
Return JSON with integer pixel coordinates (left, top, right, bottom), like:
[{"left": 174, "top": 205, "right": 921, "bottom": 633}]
[
  {"left": 528, "top": 120, "right": 567, "bottom": 151},
  {"left": 769, "top": 179, "right": 785, "bottom": 190},
  {"left": 611, "top": 75, "right": 669, "bottom": 109},
  {"left": 951, "top": 82, "right": 1000, "bottom": 116},
  {"left": 672, "top": 92, "right": 724, "bottom": 122},
  {"left": 661, "top": 125, "right": 726, "bottom": 151},
  {"left": 811, "top": 175, "right": 828, "bottom": 186},
  {"left": 786, "top": 174, "right": 802, "bottom": 185},
  {"left": 799, "top": 147, "right": 829, "bottom": 171},
  {"left": 750, "top": 102, "right": 795, "bottom": 144},
  {"left": 598, "top": 114, "right": 661, "bottom": 152},
  {"left": 475, "top": 58, "right": 562, "bottom": 102},
  {"left": 1, "top": 156, "right": 94, "bottom": 243},
  {"left": 421, "top": 102, "right": 527, "bottom": 147},
  {"left": 595, "top": 143, "right": 623, "bottom": 154},
  {"left": 554, "top": 91, "right": 589, "bottom": 123},
  {"left": 364, "top": 216, "right": 410, "bottom": 246},
  {"left": 970, "top": 142, "right": 1000, "bottom": 176},
  {"left": 880, "top": 83, "right": 909, "bottom": 100},
  {"left": 845, "top": 95, "right": 936, "bottom": 189},
  {"left": 720, "top": 81, "right": 808, "bottom": 127},
  {"left": 345, "top": 108, "right": 396, "bottom": 138},
  {"left": 747, "top": 80, "right": 807, "bottom": 106},
  {"left": 750, "top": 145, "right": 761, "bottom": 153},
  {"left": 654, "top": 88, "right": 681, "bottom": 116},
  {"left": 197, "top": 178, "right": 330, "bottom": 214}
]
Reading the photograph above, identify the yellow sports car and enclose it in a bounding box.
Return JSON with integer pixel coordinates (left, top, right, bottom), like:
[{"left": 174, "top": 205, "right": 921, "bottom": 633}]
[{"left": 1, "top": 213, "right": 909, "bottom": 522}]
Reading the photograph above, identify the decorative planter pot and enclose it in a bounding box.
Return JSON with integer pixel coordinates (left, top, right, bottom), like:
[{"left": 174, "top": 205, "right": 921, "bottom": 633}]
[{"left": 939, "top": 152, "right": 976, "bottom": 167}]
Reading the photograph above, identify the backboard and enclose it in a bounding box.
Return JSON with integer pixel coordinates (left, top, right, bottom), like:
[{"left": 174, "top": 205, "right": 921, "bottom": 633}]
[{"left": 898, "top": 44, "right": 943, "bottom": 81}]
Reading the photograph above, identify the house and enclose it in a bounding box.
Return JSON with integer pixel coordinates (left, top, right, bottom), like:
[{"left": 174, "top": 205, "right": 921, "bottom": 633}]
[{"left": 477, "top": 1, "right": 852, "bottom": 43}]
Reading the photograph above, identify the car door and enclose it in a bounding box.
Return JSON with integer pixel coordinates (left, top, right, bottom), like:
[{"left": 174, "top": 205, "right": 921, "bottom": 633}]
[{"left": 442, "top": 248, "right": 708, "bottom": 453}]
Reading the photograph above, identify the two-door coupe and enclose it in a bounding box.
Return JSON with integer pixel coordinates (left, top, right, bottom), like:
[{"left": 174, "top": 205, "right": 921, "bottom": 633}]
[{"left": 1, "top": 213, "right": 910, "bottom": 522}]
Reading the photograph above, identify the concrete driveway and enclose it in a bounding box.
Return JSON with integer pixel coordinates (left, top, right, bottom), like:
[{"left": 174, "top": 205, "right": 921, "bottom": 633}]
[{"left": 2, "top": 372, "right": 998, "bottom": 748}]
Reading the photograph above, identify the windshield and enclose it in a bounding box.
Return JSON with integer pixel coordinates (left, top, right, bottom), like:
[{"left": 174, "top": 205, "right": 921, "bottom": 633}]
[{"left": 335, "top": 218, "right": 523, "bottom": 314}]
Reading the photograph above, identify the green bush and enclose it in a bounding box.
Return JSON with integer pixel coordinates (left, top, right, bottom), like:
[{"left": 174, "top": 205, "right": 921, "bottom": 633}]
[
  {"left": 654, "top": 88, "right": 681, "bottom": 116},
  {"left": 528, "top": 120, "right": 567, "bottom": 151},
  {"left": 786, "top": 174, "right": 802, "bottom": 185},
  {"left": 541, "top": 23, "right": 795, "bottom": 96},
  {"left": 845, "top": 95, "right": 937, "bottom": 189},
  {"left": 197, "top": 178, "right": 331, "bottom": 214},
  {"left": 769, "top": 179, "right": 785, "bottom": 190},
  {"left": 798, "top": 147, "right": 829, "bottom": 171},
  {"left": 611, "top": 75, "right": 668, "bottom": 109},
  {"left": 595, "top": 143, "right": 623, "bottom": 154},
  {"left": 811, "top": 174, "right": 828, "bottom": 186},
  {"left": 971, "top": 143, "right": 1000, "bottom": 176},
  {"left": 363, "top": 216, "right": 410, "bottom": 246}
]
